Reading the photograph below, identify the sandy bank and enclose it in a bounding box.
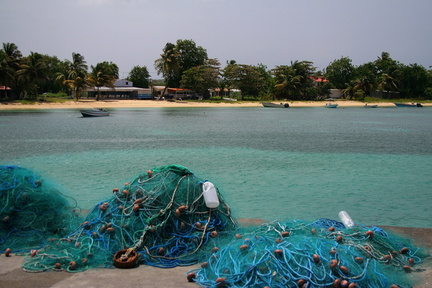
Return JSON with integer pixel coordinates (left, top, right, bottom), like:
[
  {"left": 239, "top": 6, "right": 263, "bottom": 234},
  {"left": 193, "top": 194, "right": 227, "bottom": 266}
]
[{"left": 0, "top": 99, "right": 419, "bottom": 110}]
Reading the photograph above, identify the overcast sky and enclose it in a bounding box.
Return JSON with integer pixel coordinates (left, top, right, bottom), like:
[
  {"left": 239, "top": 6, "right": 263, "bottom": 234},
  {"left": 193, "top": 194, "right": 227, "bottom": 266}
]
[{"left": 2, "top": 0, "right": 431, "bottom": 79}]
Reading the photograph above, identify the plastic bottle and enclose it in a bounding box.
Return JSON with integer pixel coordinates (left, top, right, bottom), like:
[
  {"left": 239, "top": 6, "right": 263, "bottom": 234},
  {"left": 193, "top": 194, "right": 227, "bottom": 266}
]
[
  {"left": 202, "top": 181, "right": 220, "bottom": 208},
  {"left": 338, "top": 211, "right": 355, "bottom": 228}
]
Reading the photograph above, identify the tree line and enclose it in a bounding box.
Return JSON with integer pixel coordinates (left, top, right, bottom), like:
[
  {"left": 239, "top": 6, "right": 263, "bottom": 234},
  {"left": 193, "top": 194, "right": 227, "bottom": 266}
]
[{"left": 1, "top": 40, "right": 431, "bottom": 101}]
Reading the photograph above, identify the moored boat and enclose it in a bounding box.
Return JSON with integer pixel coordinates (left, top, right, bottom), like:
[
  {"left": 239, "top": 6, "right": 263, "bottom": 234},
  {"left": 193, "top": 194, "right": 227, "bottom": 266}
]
[
  {"left": 364, "top": 104, "right": 378, "bottom": 108},
  {"left": 80, "top": 108, "right": 110, "bottom": 117},
  {"left": 261, "top": 102, "right": 290, "bottom": 108},
  {"left": 394, "top": 103, "right": 423, "bottom": 107},
  {"left": 324, "top": 103, "right": 338, "bottom": 108}
]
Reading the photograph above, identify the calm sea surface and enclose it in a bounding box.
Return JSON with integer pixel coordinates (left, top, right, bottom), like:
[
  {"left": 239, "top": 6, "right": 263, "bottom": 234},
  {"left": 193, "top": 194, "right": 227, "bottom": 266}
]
[{"left": 1, "top": 106, "right": 431, "bottom": 228}]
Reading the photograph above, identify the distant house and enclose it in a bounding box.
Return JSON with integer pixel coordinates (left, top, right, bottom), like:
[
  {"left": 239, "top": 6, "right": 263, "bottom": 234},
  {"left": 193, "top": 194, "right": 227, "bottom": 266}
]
[{"left": 84, "top": 79, "right": 153, "bottom": 99}]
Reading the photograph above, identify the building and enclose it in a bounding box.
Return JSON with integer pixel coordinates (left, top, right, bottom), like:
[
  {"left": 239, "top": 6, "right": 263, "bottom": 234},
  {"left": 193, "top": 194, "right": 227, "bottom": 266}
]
[{"left": 84, "top": 79, "right": 153, "bottom": 100}]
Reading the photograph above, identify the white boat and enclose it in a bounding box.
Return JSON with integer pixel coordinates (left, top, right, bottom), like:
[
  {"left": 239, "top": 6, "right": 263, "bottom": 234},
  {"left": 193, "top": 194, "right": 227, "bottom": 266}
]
[
  {"left": 261, "top": 102, "right": 290, "bottom": 108},
  {"left": 324, "top": 103, "right": 338, "bottom": 108},
  {"left": 80, "top": 108, "right": 110, "bottom": 117}
]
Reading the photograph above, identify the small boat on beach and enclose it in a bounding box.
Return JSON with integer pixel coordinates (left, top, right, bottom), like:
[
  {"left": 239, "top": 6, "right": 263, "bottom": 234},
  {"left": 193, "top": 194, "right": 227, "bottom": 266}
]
[
  {"left": 261, "top": 102, "right": 290, "bottom": 108},
  {"left": 394, "top": 102, "right": 423, "bottom": 107},
  {"left": 364, "top": 104, "right": 378, "bottom": 108},
  {"left": 80, "top": 108, "right": 110, "bottom": 117},
  {"left": 324, "top": 103, "right": 338, "bottom": 108}
]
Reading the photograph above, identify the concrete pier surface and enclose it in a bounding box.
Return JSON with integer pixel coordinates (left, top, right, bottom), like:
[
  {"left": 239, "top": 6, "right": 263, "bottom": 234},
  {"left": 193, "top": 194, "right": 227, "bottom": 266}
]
[{"left": 1, "top": 226, "right": 431, "bottom": 288}]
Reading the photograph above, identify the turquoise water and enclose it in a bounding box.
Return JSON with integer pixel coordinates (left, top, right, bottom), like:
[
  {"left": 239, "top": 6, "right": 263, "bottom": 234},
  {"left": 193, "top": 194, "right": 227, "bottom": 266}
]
[{"left": 1, "top": 107, "right": 431, "bottom": 228}]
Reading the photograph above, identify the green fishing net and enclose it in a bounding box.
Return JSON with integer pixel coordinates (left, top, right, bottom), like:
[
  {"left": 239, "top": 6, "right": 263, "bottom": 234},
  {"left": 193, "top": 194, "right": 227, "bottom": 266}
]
[
  {"left": 22, "top": 164, "right": 237, "bottom": 272},
  {"left": 0, "top": 165, "right": 82, "bottom": 252}
]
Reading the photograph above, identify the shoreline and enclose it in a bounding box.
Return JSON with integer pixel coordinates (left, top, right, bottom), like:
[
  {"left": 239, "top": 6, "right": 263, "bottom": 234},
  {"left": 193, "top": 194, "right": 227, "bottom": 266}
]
[{"left": 1, "top": 99, "right": 427, "bottom": 110}]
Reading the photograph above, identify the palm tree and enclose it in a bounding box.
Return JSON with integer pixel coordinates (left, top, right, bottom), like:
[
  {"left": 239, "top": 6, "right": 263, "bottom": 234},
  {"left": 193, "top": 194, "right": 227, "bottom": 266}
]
[
  {"left": 378, "top": 73, "right": 399, "bottom": 99},
  {"left": 16, "top": 52, "right": 49, "bottom": 98},
  {"left": 86, "top": 67, "right": 116, "bottom": 101},
  {"left": 154, "top": 43, "right": 180, "bottom": 98},
  {"left": 57, "top": 53, "right": 88, "bottom": 100},
  {"left": 0, "top": 43, "right": 22, "bottom": 98}
]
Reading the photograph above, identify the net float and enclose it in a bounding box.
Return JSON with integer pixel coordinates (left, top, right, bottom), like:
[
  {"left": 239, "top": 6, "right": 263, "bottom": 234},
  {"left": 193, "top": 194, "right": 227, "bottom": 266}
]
[
  {"left": 215, "top": 277, "right": 226, "bottom": 287},
  {"left": 212, "top": 247, "right": 219, "bottom": 253},
  {"left": 329, "top": 259, "right": 338, "bottom": 269},
  {"left": 381, "top": 255, "right": 391, "bottom": 263},
  {"left": 281, "top": 231, "right": 290, "bottom": 237},
  {"left": 313, "top": 254, "right": 320, "bottom": 263},
  {"left": 336, "top": 235, "right": 343, "bottom": 243},
  {"left": 107, "top": 227, "right": 115, "bottom": 233},
  {"left": 134, "top": 198, "right": 143, "bottom": 204},
  {"left": 75, "top": 242, "right": 81, "bottom": 248},
  {"left": 402, "top": 265, "right": 412, "bottom": 272},
  {"left": 195, "top": 222, "right": 202, "bottom": 228},
  {"left": 5, "top": 248, "right": 11, "bottom": 257},
  {"left": 235, "top": 233, "right": 242, "bottom": 239},
  {"left": 210, "top": 231, "right": 218, "bottom": 238},
  {"left": 365, "top": 230, "right": 374, "bottom": 238},
  {"left": 54, "top": 263, "right": 61, "bottom": 269},
  {"left": 201, "top": 261, "right": 209, "bottom": 268},
  {"left": 133, "top": 204, "right": 140, "bottom": 212},
  {"left": 100, "top": 203, "right": 108, "bottom": 211},
  {"left": 81, "top": 258, "right": 88, "bottom": 264},
  {"left": 186, "top": 272, "right": 196, "bottom": 282},
  {"left": 178, "top": 205, "right": 187, "bottom": 211},
  {"left": 157, "top": 247, "right": 164, "bottom": 255},
  {"left": 311, "top": 228, "right": 317, "bottom": 234},
  {"left": 297, "top": 279, "right": 306, "bottom": 287},
  {"left": 341, "top": 280, "right": 349, "bottom": 287},
  {"left": 274, "top": 249, "right": 283, "bottom": 258},
  {"left": 30, "top": 250, "right": 37, "bottom": 257},
  {"left": 275, "top": 238, "right": 283, "bottom": 243},
  {"left": 340, "top": 265, "right": 349, "bottom": 275},
  {"left": 400, "top": 247, "right": 409, "bottom": 254},
  {"left": 112, "top": 188, "right": 119, "bottom": 193},
  {"left": 147, "top": 170, "right": 153, "bottom": 178},
  {"left": 175, "top": 209, "right": 181, "bottom": 217},
  {"left": 239, "top": 244, "right": 248, "bottom": 252},
  {"left": 408, "top": 258, "right": 415, "bottom": 266},
  {"left": 122, "top": 190, "right": 129, "bottom": 197},
  {"left": 118, "top": 205, "right": 123, "bottom": 210},
  {"left": 354, "top": 257, "right": 364, "bottom": 264},
  {"left": 330, "top": 249, "right": 337, "bottom": 255},
  {"left": 69, "top": 261, "right": 77, "bottom": 270},
  {"left": 333, "top": 279, "right": 341, "bottom": 287},
  {"left": 348, "top": 283, "right": 358, "bottom": 288},
  {"left": 329, "top": 226, "right": 335, "bottom": 232}
]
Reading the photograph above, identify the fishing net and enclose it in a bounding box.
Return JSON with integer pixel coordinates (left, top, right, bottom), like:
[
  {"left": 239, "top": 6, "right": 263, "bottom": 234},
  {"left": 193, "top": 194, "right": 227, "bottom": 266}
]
[
  {"left": 6, "top": 164, "right": 427, "bottom": 287},
  {"left": 187, "top": 219, "right": 427, "bottom": 288},
  {"left": 22, "top": 164, "right": 237, "bottom": 272},
  {"left": 0, "top": 165, "right": 82, "bottom": 253}
]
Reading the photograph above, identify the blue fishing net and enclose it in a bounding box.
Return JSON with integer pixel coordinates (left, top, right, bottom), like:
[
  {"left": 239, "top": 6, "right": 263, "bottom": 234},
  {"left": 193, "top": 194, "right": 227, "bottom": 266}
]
[{"left": 187, "top": 219, "right": 426, "bottom": 288}]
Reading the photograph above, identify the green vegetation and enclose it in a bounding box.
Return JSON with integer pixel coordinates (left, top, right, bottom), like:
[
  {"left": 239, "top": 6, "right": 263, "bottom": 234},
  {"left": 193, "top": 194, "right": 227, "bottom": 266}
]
[{"left": 1, "top": 41, "right": 431, "bottom": 102}]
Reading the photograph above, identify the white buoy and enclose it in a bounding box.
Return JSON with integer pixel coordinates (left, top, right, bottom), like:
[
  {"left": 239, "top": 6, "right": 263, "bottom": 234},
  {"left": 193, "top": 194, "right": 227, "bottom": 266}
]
[
  {"left": 338, "top": 211, "right": 355, "bottom": 228},
  {"left": 202, "top": 181, "right": 220, "bottom": 208}
]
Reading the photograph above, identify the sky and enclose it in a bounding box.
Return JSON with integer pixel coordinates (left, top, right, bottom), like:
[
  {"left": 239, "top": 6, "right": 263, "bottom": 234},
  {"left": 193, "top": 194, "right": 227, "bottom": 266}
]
[{"left": 2, "top": 0, "right": 432, "bottom": 79}]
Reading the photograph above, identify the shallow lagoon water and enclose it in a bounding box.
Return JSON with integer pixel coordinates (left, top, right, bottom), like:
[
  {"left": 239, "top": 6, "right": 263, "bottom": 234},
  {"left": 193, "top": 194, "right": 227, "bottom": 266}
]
[{"left": 1, "top": 106, "right": 431, "bottom": 228}]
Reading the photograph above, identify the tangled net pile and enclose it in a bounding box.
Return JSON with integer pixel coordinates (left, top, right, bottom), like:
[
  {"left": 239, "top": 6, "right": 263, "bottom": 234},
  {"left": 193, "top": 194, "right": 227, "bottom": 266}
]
[
  {"left": 22, "top": 164, "right": 237, "bottom": 272},
  {"left": 0, "top": 165, "right": 81, "bottom": 253},
  {"left": 187, "top": 219, "right": 426, "bottom": 288},
  {"left": 1, "top": 164, "right": 427, "bottom": 287}
]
